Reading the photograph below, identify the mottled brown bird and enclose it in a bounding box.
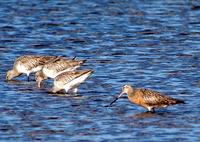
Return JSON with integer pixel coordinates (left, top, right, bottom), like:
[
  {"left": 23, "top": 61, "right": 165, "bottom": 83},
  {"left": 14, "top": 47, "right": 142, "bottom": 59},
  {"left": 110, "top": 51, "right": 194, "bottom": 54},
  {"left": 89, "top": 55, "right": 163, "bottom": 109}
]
[
  {"left": 35, "top": 57, "right": 86, "bottom": 87},
  {"left": 6, "top": 55, "right": 59, "bottom": 81},
  {"left": 50, "top": 70, "right": 93, "bottom": 94},
  {"left": 109, "top": 85, "right": 185, "bottom": 112}
]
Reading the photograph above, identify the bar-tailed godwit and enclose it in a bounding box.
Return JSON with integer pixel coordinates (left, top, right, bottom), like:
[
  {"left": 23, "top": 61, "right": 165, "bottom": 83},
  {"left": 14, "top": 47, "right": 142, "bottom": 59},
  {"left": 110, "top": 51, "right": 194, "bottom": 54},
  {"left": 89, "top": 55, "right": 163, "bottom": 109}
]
[
  {"left": 35, "top": 58, "right": 86, "bottom": 87},
  {"left": 6, "top": 55, "right": 59, "bottom": 81},
  {"left": 50, "top": 70, "right": 93, "bottom": 94},
  {"left": 108, "top": 85, "right": 185, "bottom": 112}
]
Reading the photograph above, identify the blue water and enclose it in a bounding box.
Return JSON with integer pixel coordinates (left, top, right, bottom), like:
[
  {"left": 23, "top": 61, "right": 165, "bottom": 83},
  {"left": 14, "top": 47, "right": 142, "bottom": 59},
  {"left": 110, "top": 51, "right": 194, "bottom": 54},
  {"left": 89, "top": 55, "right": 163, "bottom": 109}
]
[{"left": 0, "top": 0, "right": 200, "bottom": 141}]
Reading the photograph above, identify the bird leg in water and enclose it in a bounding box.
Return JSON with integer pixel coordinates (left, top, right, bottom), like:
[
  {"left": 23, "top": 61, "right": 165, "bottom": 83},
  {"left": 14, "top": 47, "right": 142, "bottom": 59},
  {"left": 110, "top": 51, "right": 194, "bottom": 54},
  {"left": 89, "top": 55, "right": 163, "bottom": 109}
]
[{"left": 147, "top": 107, "right": 155, "bottom": 113}]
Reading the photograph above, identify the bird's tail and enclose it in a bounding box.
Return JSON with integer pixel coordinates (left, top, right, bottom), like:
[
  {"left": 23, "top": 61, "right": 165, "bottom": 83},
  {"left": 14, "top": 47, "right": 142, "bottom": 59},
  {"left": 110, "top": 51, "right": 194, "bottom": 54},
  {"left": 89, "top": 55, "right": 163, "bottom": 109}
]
[
  {"left": 175, "top": 99, "right": 185, "bottom": 104},
  {"left": 78, "top": 59, "right": 87, "bottom": 65}
]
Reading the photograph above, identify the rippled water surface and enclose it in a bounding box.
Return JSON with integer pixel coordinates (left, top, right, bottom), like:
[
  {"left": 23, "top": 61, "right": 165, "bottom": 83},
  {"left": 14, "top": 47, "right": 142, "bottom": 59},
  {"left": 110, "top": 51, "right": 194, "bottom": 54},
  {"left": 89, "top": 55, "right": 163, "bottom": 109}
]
[{"left": 1, "top": 0, "right": 200, "bottom": 141}]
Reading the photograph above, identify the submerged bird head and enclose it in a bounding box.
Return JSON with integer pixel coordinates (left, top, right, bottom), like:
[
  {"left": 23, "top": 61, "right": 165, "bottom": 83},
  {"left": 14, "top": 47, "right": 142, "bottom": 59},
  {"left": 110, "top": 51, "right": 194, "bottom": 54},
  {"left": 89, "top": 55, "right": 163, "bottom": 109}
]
[
  {"left": 35, "top": 71, "right": 46, "bottom": 87},
  {"left": 6, "top": 69, "right": 21, "bottom": 81}
]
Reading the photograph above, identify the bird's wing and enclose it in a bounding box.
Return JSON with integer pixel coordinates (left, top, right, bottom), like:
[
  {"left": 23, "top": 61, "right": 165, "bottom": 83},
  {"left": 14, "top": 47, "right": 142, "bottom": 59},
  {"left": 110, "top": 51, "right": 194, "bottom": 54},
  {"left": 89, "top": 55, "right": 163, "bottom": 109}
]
[
  {"left": 25, "top": 57, "right": 47, "bottom": 70},
  {"left": 44, "top": 59, "right": 81, "bottom": 74},
  {"left": 139, "top": 88, "right": 176, "bottom": 106},
  {"left": 54, "top": 60, "right": 81, "bottom": 72},
  {"left": 55, "top": 71, "right": 83, "bottom": 85},
  {"left": 55, "top": 70, "right": 92, "bottom": 87}
]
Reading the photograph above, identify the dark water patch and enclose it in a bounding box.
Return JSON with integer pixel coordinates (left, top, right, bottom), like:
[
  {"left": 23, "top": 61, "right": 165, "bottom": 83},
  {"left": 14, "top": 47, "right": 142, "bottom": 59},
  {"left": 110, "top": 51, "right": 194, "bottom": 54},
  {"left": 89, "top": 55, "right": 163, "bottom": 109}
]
[
  {"left": 137, "top": 29, "right": 161, "bottom": 35},
  {"left": 0, "top": 124, "right": 15, "bottom": 132},
  {"left": 92, "top": 98, "right": 104, "bottom": 102},
  {"left": 30, "top": 43, "right": 52, "bottom": 48},
  {"left": 69, "top": 21, "right": 79, "bottom": 25},
  {"left": 65, "top": 38, "right": 87, "bottom": 43},
  {"left": 176, "top": 53, "right": 193, "bottom": 57},
  {"left": 0, "top": 25, "right": 16, "bottom": 31},
  {"left": 191, "top": 5, "right": 200, "bottom": 11},
  {"left": 190, "top": 32, "right": 200, "bottom": 35},
  {"left": 0, "top": 39, "right": 18, "bottom": 43},
  {"left": 27, "top": 129, "right": 66, "bottom": 137},
  {"left": 39, "top": 22, "right": 63, "bottom": 28},
  {"left": 178, "top": 32, "right": 189, "bottom": 36},
  {"left": 189, "top": 21, "right": 200, "bottom": 25},
  {"left": 42, "top": 116, "right": 61, "bottom": 120}
]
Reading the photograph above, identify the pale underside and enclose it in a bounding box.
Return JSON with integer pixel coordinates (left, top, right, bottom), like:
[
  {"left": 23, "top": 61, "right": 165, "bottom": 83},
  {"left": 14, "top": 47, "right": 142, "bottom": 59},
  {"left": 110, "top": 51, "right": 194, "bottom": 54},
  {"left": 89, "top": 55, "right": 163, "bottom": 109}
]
[
  {"left": 16, "top": 63, "right": 43, "bottom": 76},
  {"left": 146, "top": 104, "right": 168, "bottom": 112},
  {"left": 54, "top": 72, "right": 91, "bottom": 93}
]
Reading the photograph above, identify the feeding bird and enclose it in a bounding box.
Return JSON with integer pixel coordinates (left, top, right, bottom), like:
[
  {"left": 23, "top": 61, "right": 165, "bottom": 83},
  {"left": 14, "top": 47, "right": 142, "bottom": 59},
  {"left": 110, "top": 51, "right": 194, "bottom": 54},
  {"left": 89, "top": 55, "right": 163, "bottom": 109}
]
[
  {"left": 50, "top": 70, "right": 93, "bottom": 94},
  {"left": 35, "top": 57, "right": 86, "bottom": 87},
  {"left": 108, "top": 85, "right": 185, "bottom": 112},
  {"left": 6, "top": 55, "right": 60, "bottom": 81}
]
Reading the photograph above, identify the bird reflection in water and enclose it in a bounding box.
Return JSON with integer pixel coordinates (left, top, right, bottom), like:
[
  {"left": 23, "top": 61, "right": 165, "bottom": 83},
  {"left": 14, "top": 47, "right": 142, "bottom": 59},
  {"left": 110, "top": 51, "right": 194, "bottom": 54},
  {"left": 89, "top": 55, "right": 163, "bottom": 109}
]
[{"left": 129, "top": 111, "right": 174, "bottom": 119}]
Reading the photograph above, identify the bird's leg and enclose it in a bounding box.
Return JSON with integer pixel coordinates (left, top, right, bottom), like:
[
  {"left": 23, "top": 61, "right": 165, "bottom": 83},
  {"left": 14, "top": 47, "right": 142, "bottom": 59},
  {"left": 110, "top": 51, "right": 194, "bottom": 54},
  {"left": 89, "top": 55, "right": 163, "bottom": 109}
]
[
  {"left": 147, "top": 107, "right": 155, "bottom": 113},
  {"left": 50, "top": 86, "right": 61, "bottom": 94},
  {"left": 71, "top": 88, "right": 78, "bottom": 94},
  {"left": 27, "top": 74, "right": 30, "bottom": 82},
  {"left": 150, "top": 108, "right": 155, "bottom": 113},
  {"left": 64, "top": 87, "right": 70, "bottom": 94}
]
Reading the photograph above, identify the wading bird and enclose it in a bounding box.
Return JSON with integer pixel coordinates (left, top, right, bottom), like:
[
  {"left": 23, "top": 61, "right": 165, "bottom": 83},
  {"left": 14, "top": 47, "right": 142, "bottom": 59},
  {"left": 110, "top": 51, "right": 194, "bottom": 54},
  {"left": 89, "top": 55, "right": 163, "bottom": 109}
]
[
  {"left": 6, "top": 55, "right": 60, "bottom": 81},
  {"left": 108, "top": 85, "right": 185, "bottom": 112},
  {"left": 35, "top": 57, "right": 86, "bottom": 87},
  {"left": 50, "top": 70, "right": 93, "bottom": 94}
]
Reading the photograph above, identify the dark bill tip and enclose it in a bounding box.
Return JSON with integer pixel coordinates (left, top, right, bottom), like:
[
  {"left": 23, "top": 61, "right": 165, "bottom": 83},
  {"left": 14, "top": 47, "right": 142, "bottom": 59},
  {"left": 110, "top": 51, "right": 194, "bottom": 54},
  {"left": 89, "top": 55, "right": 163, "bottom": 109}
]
[{"left": 105, "top": 97, "right": 119, "bottom": 107}]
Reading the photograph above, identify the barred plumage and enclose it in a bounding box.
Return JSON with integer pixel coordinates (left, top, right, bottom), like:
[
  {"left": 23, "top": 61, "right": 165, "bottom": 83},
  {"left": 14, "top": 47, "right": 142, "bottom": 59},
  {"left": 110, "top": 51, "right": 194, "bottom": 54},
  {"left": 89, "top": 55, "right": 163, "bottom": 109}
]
[
  {"left": 6, "top": 55, "right": 58, "bottom": 81},
  {"left": 110, "top": 85, "right": 185, "bottom": 112},
  {"left": 51, "top": 70, "right": 93, "bottom": 94},
  {"left": 35, "top": 57, "right": 86, "bottom": 87}
]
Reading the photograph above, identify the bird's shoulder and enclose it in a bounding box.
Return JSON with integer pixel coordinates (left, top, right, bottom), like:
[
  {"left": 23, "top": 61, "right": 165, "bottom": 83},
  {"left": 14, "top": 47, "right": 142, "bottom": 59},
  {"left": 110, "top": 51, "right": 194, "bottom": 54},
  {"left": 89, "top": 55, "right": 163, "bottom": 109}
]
[
  {"left": 136, "top": 88, "right": 170, "bottom": 105},
  {"left": 138, "top": 88, "right": 163, "bottom": 96}
]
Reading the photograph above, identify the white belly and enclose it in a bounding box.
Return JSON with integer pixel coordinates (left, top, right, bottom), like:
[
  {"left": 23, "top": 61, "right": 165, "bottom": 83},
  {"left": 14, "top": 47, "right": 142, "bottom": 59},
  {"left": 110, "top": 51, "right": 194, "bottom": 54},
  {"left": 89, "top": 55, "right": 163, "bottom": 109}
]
[
  {"left": 31, "top": 65, "right": 43, "bottom": 73},
  {"left": 63, "top": 72, "right": 91, "bottom": 92},
  {"left": 16, "top": 64, "right": 43, "bottom": 75},
  {"left": 43, "top": 68, "right": 56, "bottom": 78},
  {"left": 16, "top": 64, "right": 29, "bottom": 74}
]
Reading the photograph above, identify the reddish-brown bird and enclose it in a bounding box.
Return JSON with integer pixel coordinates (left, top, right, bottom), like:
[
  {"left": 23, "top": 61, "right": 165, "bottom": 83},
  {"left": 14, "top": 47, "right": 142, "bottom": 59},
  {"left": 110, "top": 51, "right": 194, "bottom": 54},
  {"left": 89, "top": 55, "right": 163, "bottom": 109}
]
[{"left": 109, "top": 85, "right": 185, "bottom": 112}]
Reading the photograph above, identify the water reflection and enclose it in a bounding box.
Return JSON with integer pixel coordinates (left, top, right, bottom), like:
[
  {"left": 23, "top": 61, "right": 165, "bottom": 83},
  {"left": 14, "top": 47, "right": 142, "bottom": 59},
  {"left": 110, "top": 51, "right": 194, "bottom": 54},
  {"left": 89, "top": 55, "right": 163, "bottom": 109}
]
[
  {"left": 49, "top": 93, "right": 84, "bottom": 98},
  {"left": 130, "top": 111, "right": 157, "bottom": 119},
  {"left": 129, "top": 111, "right": 177, "bottom": 119}
]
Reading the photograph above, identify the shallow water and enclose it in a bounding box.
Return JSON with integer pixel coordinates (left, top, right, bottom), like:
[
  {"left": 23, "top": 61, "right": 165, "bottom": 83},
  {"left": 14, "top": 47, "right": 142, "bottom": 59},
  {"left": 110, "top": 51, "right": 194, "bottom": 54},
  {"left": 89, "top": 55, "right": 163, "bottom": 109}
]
[{"left": 0, "top": 0, "right": 200, "bottom": 141}]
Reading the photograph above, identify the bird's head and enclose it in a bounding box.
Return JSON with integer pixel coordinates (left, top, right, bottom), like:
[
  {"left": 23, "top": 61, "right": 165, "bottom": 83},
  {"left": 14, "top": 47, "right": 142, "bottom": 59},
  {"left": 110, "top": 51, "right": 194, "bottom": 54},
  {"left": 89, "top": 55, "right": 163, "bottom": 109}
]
[
  {"left": 35, "top": 71, "right": 46, "bottom": 87},
  {"left": 6, "top": 69, "right": 21, "bottom": 81},
  {"left": 118, "top": 84, "right": 133, "bottom": 98},
  {"left": 107, "top": 84, "right": 134, "bottom": 107}
]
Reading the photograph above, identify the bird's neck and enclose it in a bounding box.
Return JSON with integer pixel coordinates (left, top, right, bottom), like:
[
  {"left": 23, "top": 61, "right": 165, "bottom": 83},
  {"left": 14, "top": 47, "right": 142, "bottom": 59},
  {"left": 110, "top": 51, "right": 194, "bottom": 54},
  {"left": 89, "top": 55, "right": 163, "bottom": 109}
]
[
  {"left": 127, "top": 88, "right": 135, "bottom": 97},
  {"left": 12, "top": 69, "right": 21, "bottom": 78}
]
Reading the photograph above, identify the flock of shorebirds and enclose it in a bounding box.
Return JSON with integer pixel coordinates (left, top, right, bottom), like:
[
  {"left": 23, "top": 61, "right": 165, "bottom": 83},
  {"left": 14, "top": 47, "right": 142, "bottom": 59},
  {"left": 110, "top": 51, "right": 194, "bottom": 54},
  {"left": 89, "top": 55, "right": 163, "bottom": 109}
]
[{"left": 6, "top": 55, "right": 185, "bottom": 112}]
